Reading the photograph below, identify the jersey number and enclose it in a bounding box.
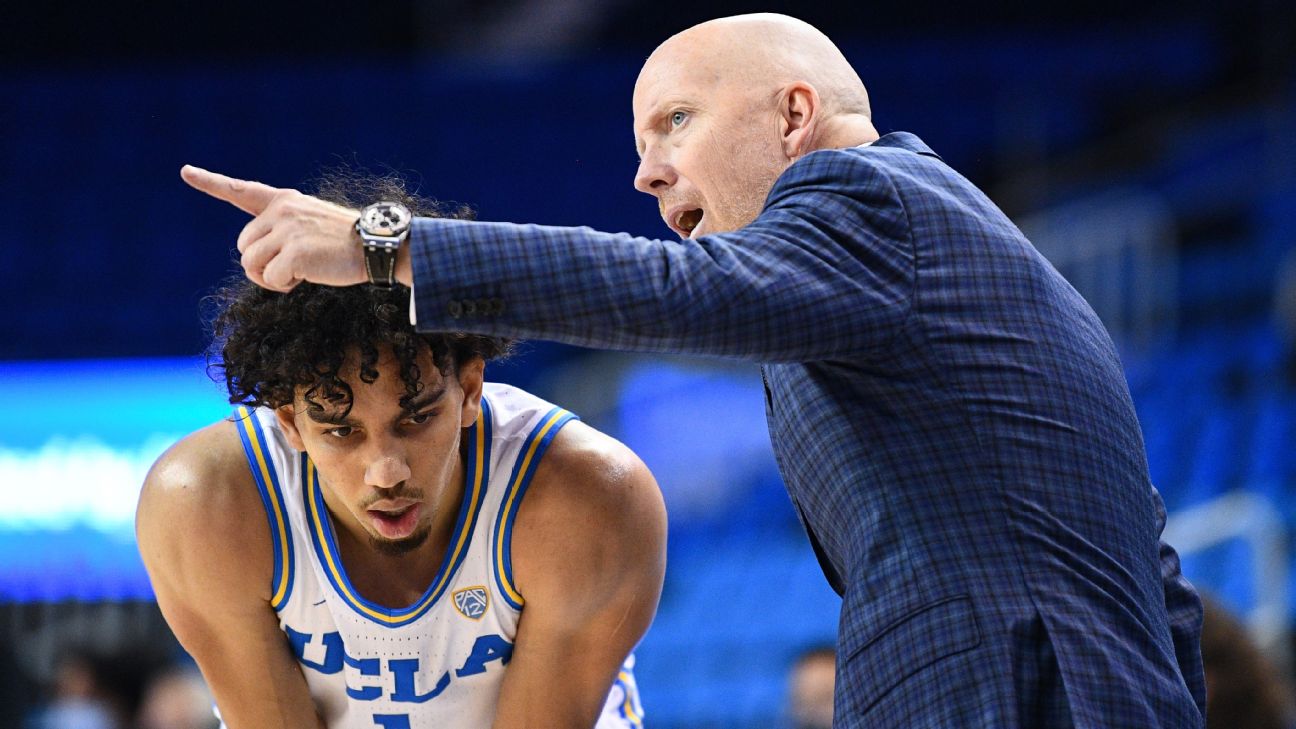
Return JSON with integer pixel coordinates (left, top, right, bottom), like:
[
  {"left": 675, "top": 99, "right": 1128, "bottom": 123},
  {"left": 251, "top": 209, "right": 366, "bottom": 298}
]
[{"left": 372, "top": 715, "right": 410, "bottom": 729}]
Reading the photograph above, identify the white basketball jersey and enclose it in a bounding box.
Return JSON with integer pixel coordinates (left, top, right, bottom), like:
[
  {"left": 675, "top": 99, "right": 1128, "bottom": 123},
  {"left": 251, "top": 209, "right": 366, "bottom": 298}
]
[{"left": 227, "top": 383, "right": 644, "bottom": 729}]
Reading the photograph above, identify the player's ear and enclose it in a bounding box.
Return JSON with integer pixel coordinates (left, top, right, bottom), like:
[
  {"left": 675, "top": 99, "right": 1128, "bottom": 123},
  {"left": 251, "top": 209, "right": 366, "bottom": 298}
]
[
  {"left": 457, "top": 357, "right": 486, "bottom": 428},
  {"left": 274, "top": 404, "right": 306, "bottom": 451}
]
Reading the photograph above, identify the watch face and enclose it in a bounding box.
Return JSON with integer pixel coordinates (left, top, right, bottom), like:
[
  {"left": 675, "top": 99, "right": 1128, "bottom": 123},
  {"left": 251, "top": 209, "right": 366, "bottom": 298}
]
[{"left": 359, "top": 202, "right": 412, "bottom": 237}]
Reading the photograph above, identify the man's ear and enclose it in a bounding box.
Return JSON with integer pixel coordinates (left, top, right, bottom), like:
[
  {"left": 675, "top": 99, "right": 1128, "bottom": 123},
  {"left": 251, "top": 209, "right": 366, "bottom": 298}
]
[
  {"left": 779, "top": 81, "right": 822, "bottom": 160},
  {"left": 457, "top": 358, "right": 486, "bottom": 428},
  {"left": 274, "top": 404, "right": 306, "bottom": 451}
]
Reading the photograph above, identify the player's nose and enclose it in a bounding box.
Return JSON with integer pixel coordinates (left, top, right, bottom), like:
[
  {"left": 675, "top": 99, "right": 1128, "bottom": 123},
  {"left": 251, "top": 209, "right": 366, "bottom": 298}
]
[
  {"left": 365, "top": 453, "right": 411, "bottom": 489},
  {"left": 634, "top": 150, "right": 677, "bottom": 195}
]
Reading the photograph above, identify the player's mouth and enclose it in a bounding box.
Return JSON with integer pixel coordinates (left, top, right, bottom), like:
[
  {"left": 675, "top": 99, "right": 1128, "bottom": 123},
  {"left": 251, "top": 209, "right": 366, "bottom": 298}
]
[
  {"left": 367, "top": 502, "right": 422, "bottom": 540},
  {"left": 668, "top": 206, "right": 705, "bottom": 238}
]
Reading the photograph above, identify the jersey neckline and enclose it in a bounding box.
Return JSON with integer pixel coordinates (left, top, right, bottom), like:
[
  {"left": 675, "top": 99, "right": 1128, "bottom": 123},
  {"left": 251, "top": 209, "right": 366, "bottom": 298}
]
[{"left": 301, "top": 396, "right": 494, "bottom": 627}]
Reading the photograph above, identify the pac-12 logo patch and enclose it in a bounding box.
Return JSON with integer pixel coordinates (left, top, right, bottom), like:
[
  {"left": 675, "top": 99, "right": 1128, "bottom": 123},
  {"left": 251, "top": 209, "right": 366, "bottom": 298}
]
[{"left": 453, "top": 586, "right": 489, "bottom": 620}]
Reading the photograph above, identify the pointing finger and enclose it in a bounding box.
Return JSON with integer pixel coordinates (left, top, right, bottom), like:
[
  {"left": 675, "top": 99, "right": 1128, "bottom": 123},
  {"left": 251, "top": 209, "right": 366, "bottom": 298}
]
[{"left": 180, "top": 165, "right": 282, "bottom": 216}]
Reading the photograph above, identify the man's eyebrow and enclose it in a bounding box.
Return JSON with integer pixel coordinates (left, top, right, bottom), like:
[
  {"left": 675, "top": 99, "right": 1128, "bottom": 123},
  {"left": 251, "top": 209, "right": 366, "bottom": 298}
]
[
  {"left": 303, "top": 385, "right": 448, "bottom": 426},
  {"left": 305, "top": 408, "right": 354, "bottom": 426},
  {"left": 405, "top": 385, "right": 448, "bottom": 412}
]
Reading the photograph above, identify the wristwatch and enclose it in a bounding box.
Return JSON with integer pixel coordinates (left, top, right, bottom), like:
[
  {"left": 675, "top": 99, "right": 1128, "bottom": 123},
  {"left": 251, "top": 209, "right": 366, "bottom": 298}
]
[{"left": 355, "top": 201, "right": 412, "bottom": 287}]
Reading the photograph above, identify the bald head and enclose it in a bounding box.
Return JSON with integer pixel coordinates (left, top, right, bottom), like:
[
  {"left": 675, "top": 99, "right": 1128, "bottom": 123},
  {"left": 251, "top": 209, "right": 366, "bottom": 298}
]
[
  {"left": 631, "top": 14, "right": 878, "bottom": 239},
  {"left": 654, "top": 14, "right": 872, "bottom": 121}
]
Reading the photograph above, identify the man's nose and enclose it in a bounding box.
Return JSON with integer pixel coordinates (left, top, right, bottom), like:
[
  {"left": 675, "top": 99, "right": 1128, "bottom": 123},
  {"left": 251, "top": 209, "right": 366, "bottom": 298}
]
[
  {"left": 365, "top": 443, "right": 411, "bottom": 489},
  {"left": 634, "top": 152, "right": 676, "bottom": 195}
]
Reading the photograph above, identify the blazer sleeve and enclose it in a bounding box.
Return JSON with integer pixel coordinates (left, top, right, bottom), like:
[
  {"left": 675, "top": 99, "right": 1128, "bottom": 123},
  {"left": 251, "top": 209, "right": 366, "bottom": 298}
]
[{"left": 409, "top": 148, "right": 915, "bottom": 363}]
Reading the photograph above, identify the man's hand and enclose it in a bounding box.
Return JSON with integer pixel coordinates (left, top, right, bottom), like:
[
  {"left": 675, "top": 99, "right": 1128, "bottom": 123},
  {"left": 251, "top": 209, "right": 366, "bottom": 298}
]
[{"left": 182, "top": 165, "right": 403, "bottom": 292}]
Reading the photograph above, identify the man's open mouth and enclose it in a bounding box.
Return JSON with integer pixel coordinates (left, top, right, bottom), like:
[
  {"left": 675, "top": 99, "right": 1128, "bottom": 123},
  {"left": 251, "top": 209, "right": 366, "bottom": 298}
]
[
  {"left": 676, "top": 208, "right": 704, "bottom": 236},
  {"left": 368, "top": 503, "right": 421, "bottom": 539}
]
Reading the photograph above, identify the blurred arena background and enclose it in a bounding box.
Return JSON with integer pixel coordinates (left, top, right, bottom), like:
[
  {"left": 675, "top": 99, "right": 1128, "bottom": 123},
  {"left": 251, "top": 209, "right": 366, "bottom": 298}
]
[{"left": 2, "top": 1, "right": 1295, "bottom": 727}]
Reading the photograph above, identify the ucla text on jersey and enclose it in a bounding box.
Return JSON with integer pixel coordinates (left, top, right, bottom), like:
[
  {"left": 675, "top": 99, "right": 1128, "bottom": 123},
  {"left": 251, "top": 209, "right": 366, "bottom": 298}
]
[{"left": 285, "top": 628, "right": 513, "bottom": 703}]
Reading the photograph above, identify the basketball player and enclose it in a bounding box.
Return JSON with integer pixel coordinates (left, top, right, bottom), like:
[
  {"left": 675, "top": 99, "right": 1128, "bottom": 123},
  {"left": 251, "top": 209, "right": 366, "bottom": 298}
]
[{"left": 135, "top": 179, "right": 667, "bottom": 728}]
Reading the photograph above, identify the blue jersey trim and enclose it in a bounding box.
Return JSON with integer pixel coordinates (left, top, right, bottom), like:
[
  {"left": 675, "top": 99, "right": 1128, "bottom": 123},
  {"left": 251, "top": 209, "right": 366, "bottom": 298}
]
[
  {"left": 492, "top": 406, "right": 578, "bottom": 610},
  {"left": 613, "top": 661, "right": 644, "bottom": 727},
  {"left": 302, "top": 396, "right": 493, "bottom": 628},
  {"left": 233, "top": 406, "right": 294, "bottom": 611}
]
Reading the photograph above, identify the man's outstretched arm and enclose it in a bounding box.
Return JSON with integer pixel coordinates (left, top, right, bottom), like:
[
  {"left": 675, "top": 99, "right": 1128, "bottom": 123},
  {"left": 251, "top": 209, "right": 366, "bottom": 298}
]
[{"left": 182, "top": 150, "right": 913, "bottom": 363}]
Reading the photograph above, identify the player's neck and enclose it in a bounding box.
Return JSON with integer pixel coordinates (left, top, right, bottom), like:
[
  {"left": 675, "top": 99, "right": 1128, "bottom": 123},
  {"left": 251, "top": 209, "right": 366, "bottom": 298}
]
[{"left": 333, "top": 453, "right": 468, "bottom": 608}]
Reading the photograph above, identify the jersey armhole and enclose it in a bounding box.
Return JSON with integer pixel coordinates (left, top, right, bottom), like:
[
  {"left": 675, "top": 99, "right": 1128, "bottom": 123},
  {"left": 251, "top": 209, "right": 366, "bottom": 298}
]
[
  {"left": 612, "top": 664, "right": 645, "bottom": 728},
  {"left": 491, "top": 406, "right": 578, "bottom": 610},
  {"left": 233, "top": 407, "right": 295, "bottom": 611}
]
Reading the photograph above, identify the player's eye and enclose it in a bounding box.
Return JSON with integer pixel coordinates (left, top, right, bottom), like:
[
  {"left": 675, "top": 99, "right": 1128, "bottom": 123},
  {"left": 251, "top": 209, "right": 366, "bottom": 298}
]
[
  {"left": 326, "top": 426, "right": 353, "bottom": 438},
  {"left": 407, "top": 412, "right": 435, "bottom": 426},
  {"left": 669, "top": 111, "right": 688, "bottom": 128}
]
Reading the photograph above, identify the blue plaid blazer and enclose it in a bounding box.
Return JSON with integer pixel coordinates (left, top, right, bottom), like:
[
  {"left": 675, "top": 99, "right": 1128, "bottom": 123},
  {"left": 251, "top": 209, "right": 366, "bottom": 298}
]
[{"left": 409, "top": 132, "right": 1206, "bottom": 728}]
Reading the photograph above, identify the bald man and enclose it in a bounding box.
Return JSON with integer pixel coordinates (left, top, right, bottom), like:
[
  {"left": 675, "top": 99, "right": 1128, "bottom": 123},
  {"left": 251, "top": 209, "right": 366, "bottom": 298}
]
[{"left": 182, "top": 13, "right": 1206, "bottom": 728}]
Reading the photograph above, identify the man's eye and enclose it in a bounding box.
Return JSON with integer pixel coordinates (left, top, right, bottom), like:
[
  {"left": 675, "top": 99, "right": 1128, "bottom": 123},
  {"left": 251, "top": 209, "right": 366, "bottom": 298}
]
[
  {"left": 326, "top": 426, "right": 353, "bottom": 438},
  {"left": 408, "top": 412, "right": 435, "bottom": 425},
  {"left": 669, "top": 111, "right": 687, "bottom": 128}
]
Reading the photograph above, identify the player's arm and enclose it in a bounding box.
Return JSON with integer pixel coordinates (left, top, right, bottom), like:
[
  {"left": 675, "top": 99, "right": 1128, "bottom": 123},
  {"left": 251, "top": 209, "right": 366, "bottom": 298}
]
[
  {"left": 136, "top": 420, "right": 324, "bottom": 729},
  {"left": 492, "top": 421, "right": 667, "bottom": 729}
]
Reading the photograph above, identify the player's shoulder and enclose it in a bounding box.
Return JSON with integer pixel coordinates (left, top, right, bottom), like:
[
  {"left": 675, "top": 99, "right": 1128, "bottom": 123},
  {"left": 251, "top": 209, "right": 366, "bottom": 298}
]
[
  {"left": 136, "top": 417, "right": 270, "bottom": 567},
  {"left": 140, "top": 418, "right": 258, "bottom": 511},
  {"left": 137, "top": 418, "right": 286, "bottom": 661},
  {"left": 482, "top": 382, "right": 664, "bottom": 536},
  {"left": 522, "top": 418, "right": 665, "bottom": 543},
  {"left": 533, "top": 419, "right": 651, "bottom": 496},
  {"left": 511, "top": 418, "right": 666, "bottom": 595}
]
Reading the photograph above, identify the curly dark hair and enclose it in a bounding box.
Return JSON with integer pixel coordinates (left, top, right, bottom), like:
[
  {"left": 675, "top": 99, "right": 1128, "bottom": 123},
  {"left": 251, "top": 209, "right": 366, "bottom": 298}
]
[{"left": 206, "top": 170, "right": 512, "bottom": 417}]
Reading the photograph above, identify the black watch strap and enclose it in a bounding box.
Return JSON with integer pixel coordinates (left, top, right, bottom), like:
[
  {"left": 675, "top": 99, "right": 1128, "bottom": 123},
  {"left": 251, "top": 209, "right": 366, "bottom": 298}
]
[{"left": 363, "top": 245, "right": 398, "bottom": 288}]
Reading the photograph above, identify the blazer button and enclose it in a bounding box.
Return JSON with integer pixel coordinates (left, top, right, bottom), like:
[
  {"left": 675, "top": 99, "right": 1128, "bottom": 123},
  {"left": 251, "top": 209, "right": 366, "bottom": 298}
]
[{"left": 447, "top": 300, "right": 463, "bottom": 318}]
